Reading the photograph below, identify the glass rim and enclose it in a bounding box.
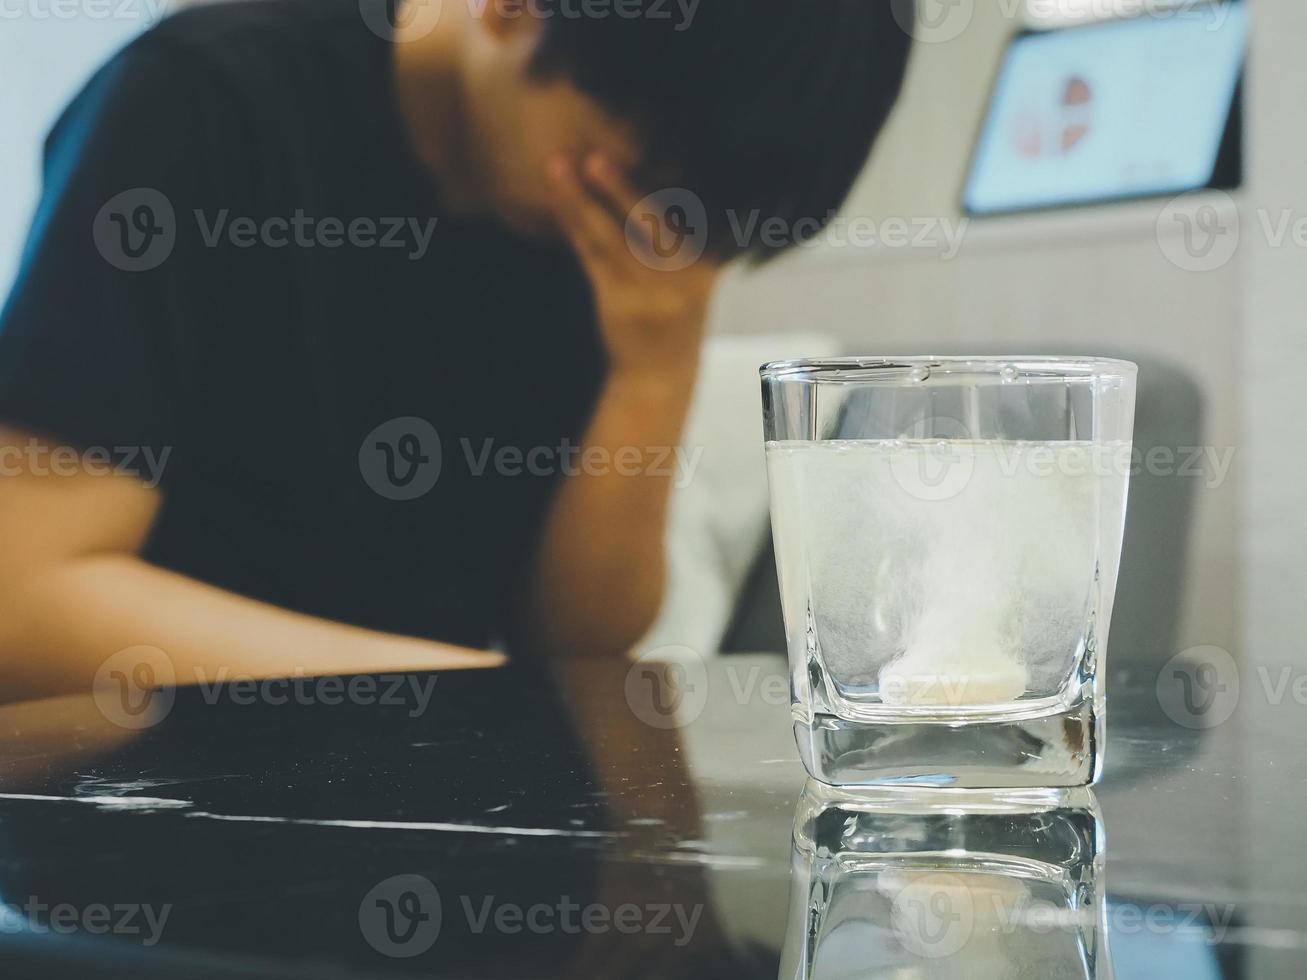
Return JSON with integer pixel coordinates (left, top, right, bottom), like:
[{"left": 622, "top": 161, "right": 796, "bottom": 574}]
[{"left": 760, "top": 355, "right": 1138, "bottom": 384}]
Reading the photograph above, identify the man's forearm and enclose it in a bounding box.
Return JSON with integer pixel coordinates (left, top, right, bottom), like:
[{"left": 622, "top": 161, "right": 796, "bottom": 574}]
[
  {"left": 521, "top": 365, "right": 700, "bottom": 657},
  {"left": 0, "top": 553, "right": 503, "bottom": 704},
  {"left": 520, "top": 151, "right": 722, "bottom": 657}
]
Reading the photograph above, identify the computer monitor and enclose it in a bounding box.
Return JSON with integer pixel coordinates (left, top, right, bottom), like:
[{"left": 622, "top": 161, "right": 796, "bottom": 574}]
[{"left": 963, "top": 1, "right": 1248, "bottom": 216}]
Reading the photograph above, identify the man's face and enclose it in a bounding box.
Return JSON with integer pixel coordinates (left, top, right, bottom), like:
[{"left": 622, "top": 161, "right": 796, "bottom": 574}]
[{"left": 460, "top": 18, "right": 646, "bottom": 237}]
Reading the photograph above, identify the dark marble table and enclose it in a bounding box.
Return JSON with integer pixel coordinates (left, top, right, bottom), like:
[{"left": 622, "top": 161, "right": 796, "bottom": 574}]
[{"left": 0, "top": 652, "right": 1300, "bottom": 978}]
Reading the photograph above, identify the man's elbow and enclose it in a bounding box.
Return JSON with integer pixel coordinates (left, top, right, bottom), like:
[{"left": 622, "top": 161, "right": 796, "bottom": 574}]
[{"left": 517, "top": 562, "right": 666, "bottom": 660}]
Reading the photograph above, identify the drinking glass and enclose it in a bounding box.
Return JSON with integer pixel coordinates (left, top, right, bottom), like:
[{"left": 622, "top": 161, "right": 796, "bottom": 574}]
[{"left": 761, "top": 357, "right": 1136, "bottom": 787}]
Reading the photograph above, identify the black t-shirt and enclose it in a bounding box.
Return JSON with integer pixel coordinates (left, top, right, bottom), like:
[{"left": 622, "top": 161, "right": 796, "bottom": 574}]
[{"left": 0, "top": 0, "right": 606, "bottom": 648}]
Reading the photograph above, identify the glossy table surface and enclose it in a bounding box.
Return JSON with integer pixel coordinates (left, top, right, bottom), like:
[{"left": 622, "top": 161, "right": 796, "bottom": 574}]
[{"left": 0, "top": 652, "right": 1301, "bottom": 978}]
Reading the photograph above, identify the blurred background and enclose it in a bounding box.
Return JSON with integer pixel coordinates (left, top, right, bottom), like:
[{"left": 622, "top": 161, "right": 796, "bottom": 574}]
[
  {"left": 1, "top": 1, "right": 1277, "bottom": 667},
  {"left": 2, "top": 0, "right": 1302, "bottom": 975}
]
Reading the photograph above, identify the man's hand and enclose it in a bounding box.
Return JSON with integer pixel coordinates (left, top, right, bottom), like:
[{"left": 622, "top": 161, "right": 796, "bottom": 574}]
[
  {"left": 516, "top": 155, "right": 725, "bottom": 657},
  {"left": 547, "top": 153, "right": 722, "bottom": 382}
]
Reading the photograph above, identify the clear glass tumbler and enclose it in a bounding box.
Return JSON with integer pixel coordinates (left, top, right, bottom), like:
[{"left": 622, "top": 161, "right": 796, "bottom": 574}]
[{"left": 761, "top": 357, "right": 1136, "bottom": 787}]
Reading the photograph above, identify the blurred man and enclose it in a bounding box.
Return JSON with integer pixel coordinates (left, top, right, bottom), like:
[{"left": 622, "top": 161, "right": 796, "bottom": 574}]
[{"left": 0, "top": 0, "right": 912, "bottom": 698}]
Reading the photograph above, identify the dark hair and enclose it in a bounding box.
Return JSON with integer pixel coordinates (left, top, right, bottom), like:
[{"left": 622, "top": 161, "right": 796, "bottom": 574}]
[{"left": 529, "top": 0, "right": 915, "bottom": 262}]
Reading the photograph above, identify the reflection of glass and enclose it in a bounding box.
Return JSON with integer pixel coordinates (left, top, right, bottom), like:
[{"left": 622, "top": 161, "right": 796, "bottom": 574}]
[
  {"left": 780, "top": 782, "right": 1111, "bottom": 979},
  {"left": 761, "top": 357, "right": 1136, "bottom": 787}
]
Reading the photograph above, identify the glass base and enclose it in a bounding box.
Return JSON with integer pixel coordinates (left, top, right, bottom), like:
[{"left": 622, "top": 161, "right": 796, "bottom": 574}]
[{"left": 794, "top": 696, "right": 1100, "bottom": 788}]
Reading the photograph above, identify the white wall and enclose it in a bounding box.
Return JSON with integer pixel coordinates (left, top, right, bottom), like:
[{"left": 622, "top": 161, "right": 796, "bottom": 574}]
[
  {"left": 1242, "top": 3, "right": 1307, "bottom": 978},
  {"left": 713, "top": 0, "right": 1243, "bottom": 656}
]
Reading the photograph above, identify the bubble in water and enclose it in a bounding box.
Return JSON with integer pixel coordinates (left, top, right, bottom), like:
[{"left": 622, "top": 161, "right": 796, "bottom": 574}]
[
  {"left": 909, "top": 366, "right": 931, "bottom": 383},
  {"left": 1000, "top": 364, "right": 1019, "bottom": 383}
]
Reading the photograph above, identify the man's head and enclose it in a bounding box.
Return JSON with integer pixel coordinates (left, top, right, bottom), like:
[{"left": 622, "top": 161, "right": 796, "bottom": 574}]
[{"left": 449, "top": 0, "right": 915, "bottom": 261}]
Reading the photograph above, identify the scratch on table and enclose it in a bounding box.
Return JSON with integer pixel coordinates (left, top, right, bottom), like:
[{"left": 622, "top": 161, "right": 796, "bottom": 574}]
[
  {"left": 0, "top": 792, "right": 622, "bottom": 839},
  {"left": 183, "top": 811, "right": 620, "bottom": 838},
  {"left": 0, "top": 793, "right": 193, "bottom": 810}
]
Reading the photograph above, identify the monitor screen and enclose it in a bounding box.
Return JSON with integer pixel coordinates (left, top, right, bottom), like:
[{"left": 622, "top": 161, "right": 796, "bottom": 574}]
[{"left": 963, "top": 2, "right": 1248, "bottom": 216}]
